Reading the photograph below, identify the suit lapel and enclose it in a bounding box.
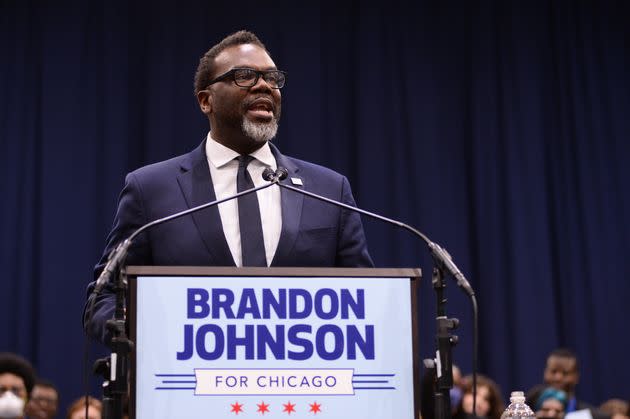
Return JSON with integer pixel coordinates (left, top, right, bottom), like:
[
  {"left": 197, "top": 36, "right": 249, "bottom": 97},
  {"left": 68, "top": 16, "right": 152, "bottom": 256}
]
[
  {"left": 270, "top": 144, "right": 304, "bottom": 266},
  {"left": 177, "top": 141, "right": 236, "bottom": 266}
]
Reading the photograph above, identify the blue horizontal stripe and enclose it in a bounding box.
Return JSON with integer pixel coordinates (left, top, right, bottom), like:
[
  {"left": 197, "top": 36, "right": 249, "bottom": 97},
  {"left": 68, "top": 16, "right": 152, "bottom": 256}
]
[
  {"left": 155, "top": 387, "right": 196, "bottom": 390},
  {"left": 161, "top": 380, "right": 196, "bottom": 384},
  {"left": 353, "top": 374, "right": 395, "bottom": 377},
  {"left": 353, "top": 387, "right": 396, "bottom": 390},
  {"left": 352, "top": 380, "right": 389, "bottom": 384},
  {"left": 155, "top": 374, "right": 195, "bottom": 377}
]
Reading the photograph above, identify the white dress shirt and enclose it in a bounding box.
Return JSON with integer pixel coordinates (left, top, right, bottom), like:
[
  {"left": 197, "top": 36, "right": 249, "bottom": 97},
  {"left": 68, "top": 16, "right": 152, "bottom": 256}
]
[{"left": 205, "top": 133, "right": 282, "bottom": 267}]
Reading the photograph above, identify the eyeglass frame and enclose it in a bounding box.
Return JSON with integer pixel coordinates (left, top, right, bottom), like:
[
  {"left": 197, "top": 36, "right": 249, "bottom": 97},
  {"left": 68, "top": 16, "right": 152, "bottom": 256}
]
[{"left": 206, "top": 67, "right": 287, "bottom": 89}]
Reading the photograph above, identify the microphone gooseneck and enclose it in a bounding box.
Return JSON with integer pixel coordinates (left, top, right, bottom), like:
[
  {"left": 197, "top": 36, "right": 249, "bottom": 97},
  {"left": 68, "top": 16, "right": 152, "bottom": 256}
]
[
  {"left": 92, "top": 168, "right": 284, "bottom": 295},
  {"left": 271, "top": 165, "right": 477, "bottom": 419},
  {"left": 86, "top": 165, "right": 288, "bottom": 419},
  {"left": 271, "top": 167, "right": 474, "bottom": 296}
]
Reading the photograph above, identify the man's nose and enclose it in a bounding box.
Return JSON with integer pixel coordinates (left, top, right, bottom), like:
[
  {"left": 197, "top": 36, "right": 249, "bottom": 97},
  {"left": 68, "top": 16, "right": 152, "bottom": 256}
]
[
  {"left": 250, "top": 75, "right": 274, "bottom": 92},
  {"left": 555, "top": 372, "right": 564, "bottom": 380}
]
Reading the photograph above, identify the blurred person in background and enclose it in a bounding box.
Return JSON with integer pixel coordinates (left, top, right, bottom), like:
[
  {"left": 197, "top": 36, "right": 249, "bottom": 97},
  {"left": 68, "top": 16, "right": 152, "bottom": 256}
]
[
  {"left": 453, "top": 374, "right": 505, "bottom": 419},
  {"left": 451, "top": 365, "right": 464, "bottom": 410},
  {"left": 599, "top": 399, "right": 629, "bottom": 419},
  {"left": 65, "top": 397, "right": 101, "bottom": 419},
  {"left": 528, "top": 348, "right": 610, "bottom": 419},
  {"left": 534, "top": 387, "right": 568, "bottom": 419},
  {"left": 25, "top": 379, "right": 58, "bottom": 419},
  {"left": 0, "top": 353, "right": 36, "bottom": 419}
]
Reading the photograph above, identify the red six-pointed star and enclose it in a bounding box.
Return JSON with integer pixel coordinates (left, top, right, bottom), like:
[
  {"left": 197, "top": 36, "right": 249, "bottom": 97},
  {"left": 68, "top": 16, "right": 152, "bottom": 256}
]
[
  {"left": 257, "top": 401, "right": 270, "bottom": 415},
  {"left": 230, "top": 401, "right": 244, "bottom": 415},
  {"left": 309, "top": 402, "right": 322, "bottom": 414},
  {"left": 282, "top": 401, "right": 296, "bottom": 414}
]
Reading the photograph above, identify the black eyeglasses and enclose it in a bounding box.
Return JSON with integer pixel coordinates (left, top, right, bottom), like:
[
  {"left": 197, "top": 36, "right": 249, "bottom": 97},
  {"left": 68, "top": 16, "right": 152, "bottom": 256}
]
[{"left": 207, "top": 67, "right": 287, "bottom": 89}]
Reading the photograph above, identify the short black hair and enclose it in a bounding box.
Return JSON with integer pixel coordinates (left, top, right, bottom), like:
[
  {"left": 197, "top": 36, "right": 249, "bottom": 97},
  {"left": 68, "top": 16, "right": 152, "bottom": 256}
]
[
  {"left": 0, "top": 352, "right": 37, "bottom": 396},
  {"left": 193, "top": 30, "right": 268, "bottom": 94},
  {"left": 34, "top": 378, "right": 58, "bottom": 393},
  {"left": 548, "top": 348, "right": 579, "bottom": 369}
]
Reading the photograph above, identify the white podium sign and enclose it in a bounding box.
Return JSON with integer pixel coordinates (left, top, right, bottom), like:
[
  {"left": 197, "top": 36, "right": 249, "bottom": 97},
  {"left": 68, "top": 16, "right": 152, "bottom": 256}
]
[{"left": 129, "top": 268, "right": 420, "bottom": 419}]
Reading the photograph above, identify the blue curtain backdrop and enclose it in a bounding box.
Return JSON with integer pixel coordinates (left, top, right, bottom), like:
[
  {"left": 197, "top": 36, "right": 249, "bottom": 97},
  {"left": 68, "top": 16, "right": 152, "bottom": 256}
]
[{"left": 1, "top": 0, "right": 629, "bottom": 414}]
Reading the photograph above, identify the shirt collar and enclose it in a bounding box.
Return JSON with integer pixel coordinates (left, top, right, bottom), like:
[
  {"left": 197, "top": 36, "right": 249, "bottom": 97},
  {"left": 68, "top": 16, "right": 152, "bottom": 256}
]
[{"left": 206, "top": 132, "right": 276, "bottom": 169}]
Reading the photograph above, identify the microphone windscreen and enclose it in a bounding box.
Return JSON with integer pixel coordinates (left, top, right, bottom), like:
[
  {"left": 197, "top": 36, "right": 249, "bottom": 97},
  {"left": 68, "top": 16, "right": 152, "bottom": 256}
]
[
  {"left": 262, "top": 167, "right": 275, "bottom": 181},
  {"left": 276, "top": 167, "right": 289, "bottom": 180}
]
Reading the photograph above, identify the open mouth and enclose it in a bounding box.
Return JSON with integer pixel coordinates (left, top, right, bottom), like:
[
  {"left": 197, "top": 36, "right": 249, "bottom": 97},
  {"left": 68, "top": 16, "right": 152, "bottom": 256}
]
[{"left": 246, "top": 98, "right": 275, "bottom": 120}]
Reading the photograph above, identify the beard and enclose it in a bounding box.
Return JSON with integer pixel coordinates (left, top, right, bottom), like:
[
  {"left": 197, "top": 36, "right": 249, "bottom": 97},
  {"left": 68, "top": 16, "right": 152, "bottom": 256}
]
[{"left": 242, "top": 115, "right": 279, "bottom": 143}]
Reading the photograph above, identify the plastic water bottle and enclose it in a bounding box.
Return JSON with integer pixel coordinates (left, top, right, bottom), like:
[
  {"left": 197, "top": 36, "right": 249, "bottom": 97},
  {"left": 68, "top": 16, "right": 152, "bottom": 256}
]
[{"left": 500, "top": 391, "right": 535, "bottom": 419}]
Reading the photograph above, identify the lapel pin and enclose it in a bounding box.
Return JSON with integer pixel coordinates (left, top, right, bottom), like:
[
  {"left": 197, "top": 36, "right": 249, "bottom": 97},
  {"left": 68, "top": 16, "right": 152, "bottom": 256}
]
[{"left": 291, "top": 177, "right": 303, "bottom": 186}]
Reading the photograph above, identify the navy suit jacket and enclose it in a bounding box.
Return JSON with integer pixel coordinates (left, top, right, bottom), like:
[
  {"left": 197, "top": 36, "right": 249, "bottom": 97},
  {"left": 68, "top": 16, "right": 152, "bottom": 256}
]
[{"left": 84, "top": 140, "right": 373, "bottom": 343}]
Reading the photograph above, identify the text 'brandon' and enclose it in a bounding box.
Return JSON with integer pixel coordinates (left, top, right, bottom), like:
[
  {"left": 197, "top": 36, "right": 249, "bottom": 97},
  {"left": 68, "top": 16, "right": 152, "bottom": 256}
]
[{"left": 176, "top": 287, "right": 375, "bottom": 361}]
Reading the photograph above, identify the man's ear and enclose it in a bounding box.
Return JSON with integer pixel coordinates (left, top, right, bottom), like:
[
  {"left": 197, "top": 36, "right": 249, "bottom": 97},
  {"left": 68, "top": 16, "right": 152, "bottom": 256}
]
[{"left": 196, "top": 90, "right": 212, "bottom": 115}]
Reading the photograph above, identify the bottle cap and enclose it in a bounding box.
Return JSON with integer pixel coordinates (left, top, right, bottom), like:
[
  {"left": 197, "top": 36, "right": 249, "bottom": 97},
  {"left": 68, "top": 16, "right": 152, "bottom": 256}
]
[{"left": 509, "top": 391, "right": 526, "bottom": 403}]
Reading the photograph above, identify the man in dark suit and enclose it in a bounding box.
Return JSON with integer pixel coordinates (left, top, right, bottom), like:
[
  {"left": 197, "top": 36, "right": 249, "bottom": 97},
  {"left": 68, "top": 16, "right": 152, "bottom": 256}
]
[{"left": 84, "top": 30, "right": 373, "bottom": 343}]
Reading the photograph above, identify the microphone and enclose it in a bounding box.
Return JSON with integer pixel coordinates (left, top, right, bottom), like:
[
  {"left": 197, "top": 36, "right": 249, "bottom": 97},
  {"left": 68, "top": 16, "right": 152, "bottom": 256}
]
[
  {"left": 262, "top": 167, "right": 274, "bottom": 180},
  {"left": 92, "top": 168, "right": 282, "bottom": 294},
  {"left": 262, "top": 167, "right": 288, "bottom": 182},
  {"left": 269, "top": 167, "right": 474, "bottom": 296}
]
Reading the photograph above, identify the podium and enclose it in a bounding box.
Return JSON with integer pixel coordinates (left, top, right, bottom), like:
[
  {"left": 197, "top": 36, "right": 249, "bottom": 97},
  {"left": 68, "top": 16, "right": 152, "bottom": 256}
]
[{"left": 127, "top": 266, "right": 421, "bottom": 419}]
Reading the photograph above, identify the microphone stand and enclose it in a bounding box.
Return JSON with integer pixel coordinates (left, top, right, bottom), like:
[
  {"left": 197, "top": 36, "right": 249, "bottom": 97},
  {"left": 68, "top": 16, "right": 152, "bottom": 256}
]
[
  {"left": 430, "top": 263, "right": 458, "bottom": 419},
  {"left": 87, "top": 171, "right": 284, "bottom": 419},
  {"left": 93, "top": 266, "right": 132, "bottom": 419},
  {"left": 275, "top": 177, "right": 476, "bottom": 419}
]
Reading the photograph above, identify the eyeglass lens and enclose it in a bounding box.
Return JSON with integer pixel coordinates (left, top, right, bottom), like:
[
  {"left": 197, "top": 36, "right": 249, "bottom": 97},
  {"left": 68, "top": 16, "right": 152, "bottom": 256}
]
[{"left": 234, "top": 69, "right": 284, "bottom": 88}]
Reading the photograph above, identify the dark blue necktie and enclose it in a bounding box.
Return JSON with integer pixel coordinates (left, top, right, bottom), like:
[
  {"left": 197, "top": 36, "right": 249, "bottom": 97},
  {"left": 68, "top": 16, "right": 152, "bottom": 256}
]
[{"left": 236, "top": 155, "right": 267, "bottom": 266}]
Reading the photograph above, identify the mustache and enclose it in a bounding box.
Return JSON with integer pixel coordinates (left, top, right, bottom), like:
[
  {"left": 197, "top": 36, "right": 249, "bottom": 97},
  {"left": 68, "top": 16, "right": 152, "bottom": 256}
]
[{"left": 243, "top": 95, "right": 278, "bottom": 114}]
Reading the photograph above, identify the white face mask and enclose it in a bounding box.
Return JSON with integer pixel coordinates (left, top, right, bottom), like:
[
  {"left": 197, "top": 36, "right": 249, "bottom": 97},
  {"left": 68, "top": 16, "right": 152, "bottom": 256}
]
[{"left": 0, "top": 391, "right": 25, "bottom": 418}]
